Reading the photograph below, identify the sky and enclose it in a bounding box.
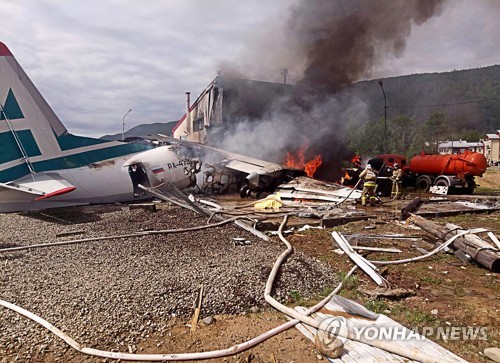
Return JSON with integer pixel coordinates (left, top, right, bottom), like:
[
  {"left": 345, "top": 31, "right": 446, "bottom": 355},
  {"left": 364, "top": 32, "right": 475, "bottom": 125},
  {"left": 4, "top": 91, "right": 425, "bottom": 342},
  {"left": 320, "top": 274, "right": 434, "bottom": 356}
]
[{"left": 1, "top": 0, "right": 499, "bottom": 137}]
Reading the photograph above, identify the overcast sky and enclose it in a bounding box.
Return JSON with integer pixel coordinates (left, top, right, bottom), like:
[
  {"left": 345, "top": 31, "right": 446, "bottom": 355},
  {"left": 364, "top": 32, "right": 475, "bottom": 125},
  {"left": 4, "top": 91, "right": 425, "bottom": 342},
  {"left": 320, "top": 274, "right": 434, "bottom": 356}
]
[{"left": 1, "top": 0, "right": 499, "bottom": 137}]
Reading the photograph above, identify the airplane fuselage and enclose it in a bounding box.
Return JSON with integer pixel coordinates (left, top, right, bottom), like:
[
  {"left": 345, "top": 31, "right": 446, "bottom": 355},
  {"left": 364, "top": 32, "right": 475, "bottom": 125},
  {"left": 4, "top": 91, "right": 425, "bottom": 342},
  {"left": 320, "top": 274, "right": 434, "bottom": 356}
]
[{"left": 0, "top": 145, "right": 196, "bottom": 212}]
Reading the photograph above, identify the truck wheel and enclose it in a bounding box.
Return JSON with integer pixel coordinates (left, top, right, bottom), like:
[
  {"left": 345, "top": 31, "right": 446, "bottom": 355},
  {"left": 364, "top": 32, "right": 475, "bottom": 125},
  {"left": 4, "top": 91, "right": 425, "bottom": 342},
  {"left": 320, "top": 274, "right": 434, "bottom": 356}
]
[
  {"left": 239, "top": 185, "right": 251, "bottom": 198},
  {"left": 464, "top": 180, "right": 476, "bottom": 194},
  {"left": 416, "top": 176, "right": 431, "bottom": 191},
  {"left": 435, "top": 178, "right": 450, "bottom": 187}
]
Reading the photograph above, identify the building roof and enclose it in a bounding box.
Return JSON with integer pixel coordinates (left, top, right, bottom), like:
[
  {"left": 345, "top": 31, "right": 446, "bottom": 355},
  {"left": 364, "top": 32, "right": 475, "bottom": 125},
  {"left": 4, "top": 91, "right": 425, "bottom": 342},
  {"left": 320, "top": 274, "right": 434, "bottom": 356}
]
[
  {"left": 438, "top": 140, "right": 482, "bottom": 148},
  {"left": 172, "top": 75, "right": 292, "bottom": 134},
  {"left": 486, "top": 134, "right": 500, "bottom": 139}
]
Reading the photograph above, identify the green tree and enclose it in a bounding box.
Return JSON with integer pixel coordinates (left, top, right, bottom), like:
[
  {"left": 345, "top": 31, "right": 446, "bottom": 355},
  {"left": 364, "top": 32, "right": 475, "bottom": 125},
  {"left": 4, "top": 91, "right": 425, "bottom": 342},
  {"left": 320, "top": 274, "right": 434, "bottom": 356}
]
[
  {"left": 421, "top": 112, "right": 450, "bottom": 153},
  {"left": 387, "top": 115, "right": 418, "bottom": 155}
]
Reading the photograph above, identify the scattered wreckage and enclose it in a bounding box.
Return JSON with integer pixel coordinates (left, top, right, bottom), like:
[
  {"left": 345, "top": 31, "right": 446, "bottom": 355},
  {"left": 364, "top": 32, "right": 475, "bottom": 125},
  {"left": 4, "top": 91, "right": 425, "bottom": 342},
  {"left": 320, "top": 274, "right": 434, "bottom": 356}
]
[{"left": 1, "top": 174, "right": 498, "bottom": 362}]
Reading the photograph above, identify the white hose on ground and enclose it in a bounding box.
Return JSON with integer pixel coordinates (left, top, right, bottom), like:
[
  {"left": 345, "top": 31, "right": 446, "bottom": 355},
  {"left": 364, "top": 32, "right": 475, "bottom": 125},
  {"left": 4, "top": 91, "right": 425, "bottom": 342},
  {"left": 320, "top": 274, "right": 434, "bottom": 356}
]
[
  {"left": 369, "top": 228, "right": 488, "bottom": 265},
  {"left": 0, "top": 222, "right": 360, "bottom": 361},
  {"left": 0, "top": 216, "right": 248, "bottom": 254},
  {"left": 0, "top": 266, "right": 358, "bottom": 361},
  {"left": 265, "top": 215, "right": 457, "bottom": 363},
  {"left": 0, "top": 216, "right": 472, "bottom": 361}
]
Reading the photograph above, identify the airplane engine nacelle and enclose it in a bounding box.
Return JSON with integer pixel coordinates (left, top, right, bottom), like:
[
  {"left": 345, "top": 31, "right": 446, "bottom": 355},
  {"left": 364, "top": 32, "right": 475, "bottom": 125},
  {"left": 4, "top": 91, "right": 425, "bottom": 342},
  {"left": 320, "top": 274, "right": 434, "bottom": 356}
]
[{"left": 123, "top": 146, "right": 200, "bottom": 197}]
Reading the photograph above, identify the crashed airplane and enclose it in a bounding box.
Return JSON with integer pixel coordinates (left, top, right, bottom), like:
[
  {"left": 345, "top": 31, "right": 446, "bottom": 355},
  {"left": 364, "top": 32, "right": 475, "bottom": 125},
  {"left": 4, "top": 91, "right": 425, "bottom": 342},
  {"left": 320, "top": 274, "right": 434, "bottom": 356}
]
[{"left": 0, "top": 41, "right": 324, "bottom": 212}]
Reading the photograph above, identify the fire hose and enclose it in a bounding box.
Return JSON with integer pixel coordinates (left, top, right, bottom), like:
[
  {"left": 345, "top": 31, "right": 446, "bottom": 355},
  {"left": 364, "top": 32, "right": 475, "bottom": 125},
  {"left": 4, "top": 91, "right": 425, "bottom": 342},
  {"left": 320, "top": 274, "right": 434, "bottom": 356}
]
[
  {"left": 264, "top": 215, "right": 457, "bottom": 363},
  {"left": 0, "top": 215, "right": 465, "bottom": 361},
  {"left": 0, "top": 215, "right": 356, "bottom": 361},
  {"left": 0, "top": 216, "right": 250, "bottom": 253},
  {"left": 334, "top": 178, "right": 362, "bottom": 206}
]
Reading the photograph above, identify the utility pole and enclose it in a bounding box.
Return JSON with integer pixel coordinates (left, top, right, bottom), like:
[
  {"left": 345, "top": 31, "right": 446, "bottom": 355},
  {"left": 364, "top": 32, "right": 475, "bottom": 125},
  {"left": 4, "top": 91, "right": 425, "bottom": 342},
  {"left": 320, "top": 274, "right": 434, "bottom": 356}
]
[
  {"left": 122, "top": 109, "right": 132, "bottom": 141},
  {"left": 280, "top": 68, "right": 288, "bottom": 85},
  {"left": 378, "top": 81, "right": 387, "bottom": 153}
]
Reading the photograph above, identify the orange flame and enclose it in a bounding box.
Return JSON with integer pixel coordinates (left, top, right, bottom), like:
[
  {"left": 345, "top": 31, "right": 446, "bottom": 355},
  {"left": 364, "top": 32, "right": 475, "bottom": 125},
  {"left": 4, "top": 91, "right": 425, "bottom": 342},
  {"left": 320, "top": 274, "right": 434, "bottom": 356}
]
[
  {"left": 304, "top": 155, "right": 323, "bottom": 177},
  {"left": 351, "top": 154, "right": 361, "bottom": 166},
  {"left": 285, "top": 143, "right": 322, "bottom": 177},
  {"left": 343, "top": 171, "right": 352, "bottom": 181}
]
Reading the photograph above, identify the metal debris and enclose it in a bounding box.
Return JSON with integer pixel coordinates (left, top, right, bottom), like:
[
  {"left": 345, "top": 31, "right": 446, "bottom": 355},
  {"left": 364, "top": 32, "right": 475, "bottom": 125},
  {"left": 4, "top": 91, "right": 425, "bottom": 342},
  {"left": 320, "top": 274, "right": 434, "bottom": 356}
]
[
  {"left": 232, "top": 237, "right": 251, "bottom": 246},
  {"left": 331, "top": 232, "right": 387, "bottom": 287}
]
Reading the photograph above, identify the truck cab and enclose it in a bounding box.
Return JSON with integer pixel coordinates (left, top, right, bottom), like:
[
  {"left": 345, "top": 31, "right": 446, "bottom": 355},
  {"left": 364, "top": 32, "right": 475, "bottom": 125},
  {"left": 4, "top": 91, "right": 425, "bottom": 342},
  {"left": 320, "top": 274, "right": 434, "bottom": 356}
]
[{"left": 368, "top": 154, "right": 410, "bottom": 196}]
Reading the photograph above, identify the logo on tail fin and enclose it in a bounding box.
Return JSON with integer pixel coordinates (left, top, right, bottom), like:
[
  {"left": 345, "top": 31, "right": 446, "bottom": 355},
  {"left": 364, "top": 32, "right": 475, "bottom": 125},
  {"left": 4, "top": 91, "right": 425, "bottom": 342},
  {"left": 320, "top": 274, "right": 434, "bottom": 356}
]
[{"left": 0, "top": 88, "right": 24, "bottom": 120}]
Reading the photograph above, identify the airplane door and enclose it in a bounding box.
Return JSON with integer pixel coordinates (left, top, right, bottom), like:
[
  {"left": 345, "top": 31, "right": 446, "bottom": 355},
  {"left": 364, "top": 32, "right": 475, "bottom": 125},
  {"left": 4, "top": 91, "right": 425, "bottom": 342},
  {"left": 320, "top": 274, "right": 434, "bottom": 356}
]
[{"left": 128, "top": 163, "right": 150, "bottom": 197}]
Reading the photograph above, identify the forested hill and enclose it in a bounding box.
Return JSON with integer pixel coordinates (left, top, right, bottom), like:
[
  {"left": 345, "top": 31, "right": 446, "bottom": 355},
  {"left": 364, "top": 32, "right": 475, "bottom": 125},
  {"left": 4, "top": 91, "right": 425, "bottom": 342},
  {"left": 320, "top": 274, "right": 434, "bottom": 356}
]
[
  {"left": 345, "top": 65, "right": 500, "bottom": 133},
  {"left": 100, "top": 121, "right": 178, "bottom": 141},
  {"left": 342, "top": 65, "right": 500, "bottom": 157}
]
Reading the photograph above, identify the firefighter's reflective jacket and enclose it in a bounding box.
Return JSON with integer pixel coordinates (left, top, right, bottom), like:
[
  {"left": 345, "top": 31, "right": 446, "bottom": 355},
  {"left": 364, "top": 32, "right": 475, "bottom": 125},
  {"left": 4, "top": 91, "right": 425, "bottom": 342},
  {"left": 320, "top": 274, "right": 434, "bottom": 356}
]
[{"left": 359, "top": 168, "right": 376, "bottom": 183}]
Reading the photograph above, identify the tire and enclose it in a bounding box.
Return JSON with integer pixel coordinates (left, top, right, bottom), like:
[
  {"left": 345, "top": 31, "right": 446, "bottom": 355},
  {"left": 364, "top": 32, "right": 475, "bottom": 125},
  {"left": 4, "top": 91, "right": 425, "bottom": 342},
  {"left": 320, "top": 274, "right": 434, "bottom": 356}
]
[
  {"left": 416, "top": 176, "right": 431, "bottom": 191},
  {"left": 239, "top": 185, "right": 251, "bottom": 198},
  {"left": 464, "top": 179, "right": 475, "bottom": 194},
  {"left": 434, "top": 178, "right": 449, "bottom": 187}
]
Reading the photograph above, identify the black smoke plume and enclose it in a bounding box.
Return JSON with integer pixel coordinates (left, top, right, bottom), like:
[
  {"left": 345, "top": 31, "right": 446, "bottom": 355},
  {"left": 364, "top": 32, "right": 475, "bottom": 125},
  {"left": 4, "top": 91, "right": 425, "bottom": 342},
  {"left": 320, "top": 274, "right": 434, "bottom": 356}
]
[{"left": 218, "top": 0, "right": 447, "bottom": 181}]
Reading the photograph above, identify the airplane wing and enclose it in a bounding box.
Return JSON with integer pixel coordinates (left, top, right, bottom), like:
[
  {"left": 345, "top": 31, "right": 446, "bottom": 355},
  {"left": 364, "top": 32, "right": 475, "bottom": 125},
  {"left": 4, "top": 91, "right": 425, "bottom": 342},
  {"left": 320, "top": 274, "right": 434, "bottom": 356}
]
[
  {"left": 152, "top": 134, "right": 293, "bottom": 173},
  {"left": 0, "top": 173, "right": 76, "bottom": 200},
  {"left": 152, "top": 134, "right": 306, "bottom": 195},
  {"left": 218, "top": 151, "right": 287, "bottom": 174}
]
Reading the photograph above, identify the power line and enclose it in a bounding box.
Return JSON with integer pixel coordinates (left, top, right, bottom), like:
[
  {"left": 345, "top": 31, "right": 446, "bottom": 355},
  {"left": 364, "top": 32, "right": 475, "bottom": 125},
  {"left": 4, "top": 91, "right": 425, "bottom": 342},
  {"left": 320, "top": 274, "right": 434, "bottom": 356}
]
[{"left": 388, "top": 96, "right": 500, "bottom": 109}]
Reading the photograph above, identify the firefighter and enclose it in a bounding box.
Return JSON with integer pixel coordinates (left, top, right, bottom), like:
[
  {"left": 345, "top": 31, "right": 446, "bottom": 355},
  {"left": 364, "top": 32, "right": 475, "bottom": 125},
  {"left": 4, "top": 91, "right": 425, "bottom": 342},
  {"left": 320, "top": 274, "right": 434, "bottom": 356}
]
[
  {"left": 359, "top": 164, "right": 377, "bottom": 206},
  {"left": 391, "top": 163, "right": 403, "bottom": 199}
]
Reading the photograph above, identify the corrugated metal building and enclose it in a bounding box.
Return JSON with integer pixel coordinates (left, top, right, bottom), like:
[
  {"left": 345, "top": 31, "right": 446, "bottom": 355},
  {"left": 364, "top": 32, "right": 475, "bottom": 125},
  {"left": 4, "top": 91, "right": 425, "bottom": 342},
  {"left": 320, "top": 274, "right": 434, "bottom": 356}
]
[
  {"left": 437, "top": 140, "right": 484, "bottom": 154},
  {"left": 172, "top": 75, "right": 291, "bottom": 145}
]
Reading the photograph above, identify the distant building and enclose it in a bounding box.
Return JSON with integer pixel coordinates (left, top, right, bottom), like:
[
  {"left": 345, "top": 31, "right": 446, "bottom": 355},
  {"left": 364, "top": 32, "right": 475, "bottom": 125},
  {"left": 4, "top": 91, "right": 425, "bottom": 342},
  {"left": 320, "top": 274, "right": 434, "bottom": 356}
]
[
  {"left": 483, "top": 130, "right": 500, "bottom": 163},
  {"left": 437, "top": 140, "right": 484, "bottom": 155},
  {"left": 172, "top": 75, "right": 291, "bottom": 144}
]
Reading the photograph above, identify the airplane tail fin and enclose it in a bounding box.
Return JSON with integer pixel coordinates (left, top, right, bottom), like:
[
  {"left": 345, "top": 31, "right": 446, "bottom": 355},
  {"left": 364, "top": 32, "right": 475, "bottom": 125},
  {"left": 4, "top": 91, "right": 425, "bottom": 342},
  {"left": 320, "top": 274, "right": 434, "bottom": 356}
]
[
  {"left": 0, "top": 42, "right": 68, "bottom": 180},
  {"left": 0, "top": 42, "right": 67, "bottom": 133},
  {"left": 0, "top": 42, "right": 124, "bottom": 183}
]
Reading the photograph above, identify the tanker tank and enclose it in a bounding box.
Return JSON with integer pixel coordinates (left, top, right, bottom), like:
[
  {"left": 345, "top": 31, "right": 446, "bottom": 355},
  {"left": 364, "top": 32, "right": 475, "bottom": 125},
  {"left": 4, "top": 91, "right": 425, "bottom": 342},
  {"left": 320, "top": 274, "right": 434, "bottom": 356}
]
[{"left": 410, "top": 150, "right": 487, "bottom": 177}]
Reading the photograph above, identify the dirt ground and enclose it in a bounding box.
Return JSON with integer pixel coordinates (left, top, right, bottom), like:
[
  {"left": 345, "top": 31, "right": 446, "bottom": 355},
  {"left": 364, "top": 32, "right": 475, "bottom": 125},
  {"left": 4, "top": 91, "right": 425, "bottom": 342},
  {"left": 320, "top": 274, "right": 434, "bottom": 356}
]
[
  {"left": 130, "top": 169, "right": 500, "bottom": 363},
  {"left": 121, "top": 213, "right": 499, "bottom": 363},
  {"left": 287, "top": 211, "right": 499, "bottom": 363},
  {"left": 2, "top": 169, "right": 499, "bottom": 363},
  {"left": 476, "top": 167, "right": 500, "bottom": 191}
]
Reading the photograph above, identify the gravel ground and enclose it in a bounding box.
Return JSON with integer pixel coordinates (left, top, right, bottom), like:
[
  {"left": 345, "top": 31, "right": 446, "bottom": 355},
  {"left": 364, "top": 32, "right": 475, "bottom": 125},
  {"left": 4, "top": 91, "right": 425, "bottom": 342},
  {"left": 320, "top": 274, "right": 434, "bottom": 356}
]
[{"left": 0, "top": 204, "right": 338, "bottom": 361}]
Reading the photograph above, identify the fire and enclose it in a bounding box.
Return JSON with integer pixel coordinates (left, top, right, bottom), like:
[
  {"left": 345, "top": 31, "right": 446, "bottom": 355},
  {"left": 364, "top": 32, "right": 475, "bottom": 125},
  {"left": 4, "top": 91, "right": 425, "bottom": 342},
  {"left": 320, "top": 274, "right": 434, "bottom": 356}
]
[
  {"left": 285, "top": 143, "right": 323, "bottom": 177},
  {"left": 286, "top": 144, "right": 306, "bottom": 169},
  {"left": 343, "top": 171, "right": 352, "bottom": 181},
  {"left": 351, "top": 154, "right": 361, "bottom": 166},
  {"left": 304, "top": 155, "right": 323, "bottom": 177}
]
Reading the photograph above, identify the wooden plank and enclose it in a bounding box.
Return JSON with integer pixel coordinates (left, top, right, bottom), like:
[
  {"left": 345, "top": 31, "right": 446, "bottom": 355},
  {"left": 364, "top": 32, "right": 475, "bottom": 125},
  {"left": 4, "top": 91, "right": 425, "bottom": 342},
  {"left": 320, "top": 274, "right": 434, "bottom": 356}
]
[
  {"left": 234, "top": 220, "right": 270, "bottom": 241},
  {"left": 488, "top": 231, "right": 500, "bottom": 249},
  {"left": 352, "top": 246, "right": 402, "bottom": 253},
  {"left": 321, "top": 216, "right": 370, "bottom": 228},
  {"left": 313, "top": 312, "right": 415, "bottom": 363},
  {"left": 295, "top": 304, "right": 467, "bottom": 363},
  {"left": 327, "top": 295, "right": 380, "bottom": 320},
  {"left": 190, "top": 285, "right": 204, "bottom": 333},
  {"left": 332, "top": 232, "right": 386, "bottom": 286},
  {"left": 411, "top": 215, "right": 500, "bottom": 272},
  {"left": 416, "top": 207, "right": 500, "bottom": 218}
]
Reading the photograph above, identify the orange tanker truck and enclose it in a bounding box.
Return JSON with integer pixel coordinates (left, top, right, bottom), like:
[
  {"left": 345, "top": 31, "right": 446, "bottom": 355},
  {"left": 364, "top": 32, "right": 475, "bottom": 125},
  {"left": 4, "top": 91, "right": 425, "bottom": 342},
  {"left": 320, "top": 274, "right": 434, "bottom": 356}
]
[{"left": 369, "top": 150, "right": 488, "bottom": 194}]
